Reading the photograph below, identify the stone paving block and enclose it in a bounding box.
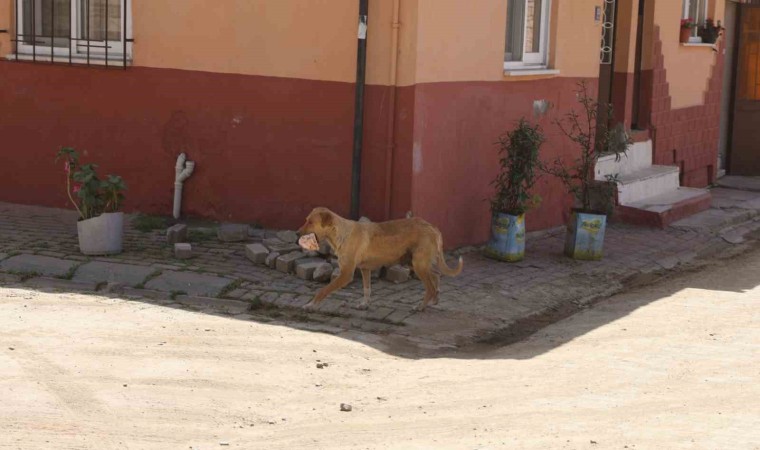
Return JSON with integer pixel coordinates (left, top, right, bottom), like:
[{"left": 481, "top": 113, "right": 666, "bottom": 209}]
[
  {"left": 276, "top": 230, "right": 298, "bottom": 244},
  {"left": 72, "top": 261, "right": 156, "bottom": 287},
  {"left": 0, "top": 254, "right": 78, "bottom": 278},
  {"left": 248, "top": 228, "right": 267, "bottom": 240},
  {"left": 295, "top": 258, "right": 325, "bottom": 280},
  {"left": 23, "top": 277, "right": 99, "bottom": 292},
  {"left": 265, "top": 251, "right": 280, "bottom": 269},
  {"left": 166, "top": 224, "right": 188, "bottom": 245},
  {"left": 276, "top": 252, "right": 306, "bottom": 274},
  {"left": 174, "top": 243, "right": 193, "bottom": 260},
  {"left": 217, "top": 224, "right": 248, "bottom": 242},
  {"left": 245, "top": 243, "right": 269, "bottom": 264},
  {"left": 313, "top": 263, "right": 333, "bottom": 282},
  {"left": 145, "top": 271, "right": 233, "bottom": 297},
  {"left": 173, "top": 296, "right": 251, "bottom": 315},
  {"left": 0, "top": 253, "right": 7, "bottom": 261}
]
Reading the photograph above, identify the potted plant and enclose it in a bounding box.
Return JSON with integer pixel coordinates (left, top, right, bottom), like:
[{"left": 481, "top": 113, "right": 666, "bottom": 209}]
[
  {"left": 485, "top": 118, "right": 545, "bottom": 262},
  {"left": 542, "top": 82, "right": 632, "bottom": 261},
  {"left": 56, "top": 147, "right": 127, "bottom": 255},
  {"left": 699, "top": 18, "right": 724, "bottom": 44},
  {"left": 680, "top": 18, "right": 697, "bottom": 43}
]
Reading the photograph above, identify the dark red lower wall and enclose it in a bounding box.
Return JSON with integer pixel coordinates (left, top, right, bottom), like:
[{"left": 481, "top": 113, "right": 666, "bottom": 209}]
[
  {"left": 641, "top": 26, "right": 723, "bottom": 187},
  {"left": 0, "top": 62, "right": 402, "bottom": 228},
  {"left": 407, "top": 77, "right": 597, "bottom": 248}
]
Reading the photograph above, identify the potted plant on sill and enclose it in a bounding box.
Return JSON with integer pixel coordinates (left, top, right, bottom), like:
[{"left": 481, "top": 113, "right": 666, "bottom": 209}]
[
  {"left": 56, "top": 147, "right": 127, "bottom": 256},
  {"left": 542, "top": 82, "right": 632, "bottom": 261},
  {"left": 485, "top": 118, "right": 545, "bottom": 262},
  {"left": 699, "top": 18, "right": 724, "bottom": 44},
  {"left": 680, "top": 18, "right": 697, "bottom": 43}
]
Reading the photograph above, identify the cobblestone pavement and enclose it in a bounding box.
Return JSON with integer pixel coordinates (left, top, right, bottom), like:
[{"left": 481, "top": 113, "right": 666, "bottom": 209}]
[{"left": 2, "top": 187, "right": 760, "bottom": 352}]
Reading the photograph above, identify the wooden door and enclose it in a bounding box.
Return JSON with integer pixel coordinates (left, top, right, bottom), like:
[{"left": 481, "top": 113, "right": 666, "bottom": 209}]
[{"left": 730, "top": 5, "right": 760, "bottom": 175}]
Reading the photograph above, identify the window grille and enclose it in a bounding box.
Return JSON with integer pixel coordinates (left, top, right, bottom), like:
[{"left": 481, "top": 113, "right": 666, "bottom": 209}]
[{"left": 1, "top": 0, "right": 132, "bottom": 69}]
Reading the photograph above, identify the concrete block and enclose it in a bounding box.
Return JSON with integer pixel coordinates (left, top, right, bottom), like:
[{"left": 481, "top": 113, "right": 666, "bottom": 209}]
[
  {"left": 174, "top": 243, "right": 192, "bottom": 260},
  {"left": 265, "top": 252, "right": 281, "bottom": 269},
  {"left": 331, "top": 267, "right": 341, "bottom": 282},
  {"left": 276, "top": 230, "right": 299, "bottom": 243},
  {"left": 245, "top": 243, "right": 269, "bottom": 264},
  {"left": 0, "top": 254, "right": 77, "bottom": 278},
  {"left": 166, "top": 224, "right": 188, "bottom": 245},
  {"left": 295, "top": 258, "right": 326, "bottom": 280},
  {"left": 276, "top": 252, "right": 306, "bottom": 273},
  {"left": 217, "top": 223, "right": 248, "bottom": 242},
  {"left": 313, "top": 263, "right": 333, "bottom": 282},
  {"left": 385, "top": 265, "right": 410, "bottom": 284}
]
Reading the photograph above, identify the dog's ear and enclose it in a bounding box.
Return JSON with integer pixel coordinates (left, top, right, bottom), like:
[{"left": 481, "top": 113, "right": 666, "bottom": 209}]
[{"left": 319, "top": 211, "right": 333, "bottom": 228}]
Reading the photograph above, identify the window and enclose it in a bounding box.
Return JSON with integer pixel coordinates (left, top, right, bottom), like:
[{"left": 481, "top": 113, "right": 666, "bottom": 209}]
[
  {"left": 505, "top": 0, "right": 551, "bottom": 70},
  {"left": 682, "top": 0, "right": 708, "bottom": 41},
  {"left": 14, "top": 0, "right": 131, "bottom": 65}
]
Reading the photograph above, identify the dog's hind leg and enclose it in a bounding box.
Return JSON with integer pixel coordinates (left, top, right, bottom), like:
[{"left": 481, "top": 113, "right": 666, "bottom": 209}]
[
  {"left": 430, "top": 273, "right": 441, "bottom": 305},
  {"left": 356, "top": 268, "right": 372, "bottom": 310},
  {"left": 411, "top": 253, "right": 437, "bottom": 312}
]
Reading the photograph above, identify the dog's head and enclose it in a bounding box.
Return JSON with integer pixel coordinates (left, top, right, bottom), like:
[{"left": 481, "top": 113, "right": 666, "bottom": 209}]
[{"left": 297, "top": 207, "right": 335, "bottom": 240}]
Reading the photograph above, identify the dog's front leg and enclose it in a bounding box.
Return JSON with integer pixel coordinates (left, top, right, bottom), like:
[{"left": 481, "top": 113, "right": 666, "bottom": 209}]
[
  {"left": 355, "top": 269, "right": 372, "bottom": 310},
  {"left": 304, "top": 260, "right": 357, "bottom": 310}
]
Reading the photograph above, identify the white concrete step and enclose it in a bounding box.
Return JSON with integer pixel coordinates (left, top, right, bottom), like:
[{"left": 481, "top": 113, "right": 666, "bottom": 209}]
[
  {"left": 595, "top": 140, "right": 653, "bottom": 179},
  {"left": 615, "top": 165, "right": 680, "bottom": 206},
  {"left": 624, "top": 187, "right": 710, "bottom": 214}
]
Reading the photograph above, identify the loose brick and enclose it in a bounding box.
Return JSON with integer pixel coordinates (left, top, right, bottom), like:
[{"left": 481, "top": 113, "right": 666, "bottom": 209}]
[
  {"left": 295, "top": 258, "right": 325, "bottom": 280},
  {"left": 265, "top": 251, "right": 281, "bottom": 269},
  {"left": 166, "top": 224, "right": 188, "bottom": 245},
  {"left": 313, "top": 263, "right": 333, "bottom": 282},
  {"left": 217, "top": 224, "right": 248, "bottom": 242},
  {"left": 276, "top": 230, "right": 299, "bottom": 244},
  {"left": 174, "top": 243, "right": 192, "bottom": 260},
  {"left": 385, "top": 265, "right": 410, "bottom": 284},
  {"left": 276, "top": 252, "right": 306, "bottom": 273},
  {"left": 245, "top": 243, "right": 269, "bottom": 264},
  {"left": 263, "top": 238, "right": 301, "bottom": 254}
]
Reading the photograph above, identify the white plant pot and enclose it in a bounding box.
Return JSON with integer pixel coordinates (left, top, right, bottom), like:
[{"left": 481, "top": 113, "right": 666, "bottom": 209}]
[{"left": 77, "top": 212, "right": 124, "bottom": 255}]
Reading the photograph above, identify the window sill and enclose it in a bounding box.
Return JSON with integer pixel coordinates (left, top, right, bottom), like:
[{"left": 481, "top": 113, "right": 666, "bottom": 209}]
[
  {"left": 681, "top": 43, "right": 717, "bottom": 49},
  {"left": 504, "top": 68, "right": 560, "bottom": 78},
  {"left": 6, "top": 53, "right": 131, "bottom": 67}
]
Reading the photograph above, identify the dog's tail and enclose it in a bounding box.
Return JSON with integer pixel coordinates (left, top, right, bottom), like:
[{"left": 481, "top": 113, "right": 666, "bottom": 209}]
[{"left": 436, "top": 233, "right": 463, "bottom": 277}]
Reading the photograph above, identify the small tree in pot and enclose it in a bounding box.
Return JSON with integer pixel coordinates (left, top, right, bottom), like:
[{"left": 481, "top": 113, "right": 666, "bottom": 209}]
[
  {"left": 485, "top": 118, "right": 545, "bottom": 262},
  {"left": 542, "top": 82, "right": 631, "bottom": 260},
  {"left": 56, "top": 147, "right": 127, "bottom": 255}
]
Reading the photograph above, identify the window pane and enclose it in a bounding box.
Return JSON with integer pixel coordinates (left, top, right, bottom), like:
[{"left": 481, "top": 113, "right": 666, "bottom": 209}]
[
  {"left": 525, "top": 0, "right": 543, "bottom": 54},
  {"left": 22, "top": 0, "right": 71, "bottom": 47},
  {"left": 506, "top": 0, "right": 525, "bottom": 61},
  {"left": 80, "top": 0, "right": 122, "bottom": 42}
]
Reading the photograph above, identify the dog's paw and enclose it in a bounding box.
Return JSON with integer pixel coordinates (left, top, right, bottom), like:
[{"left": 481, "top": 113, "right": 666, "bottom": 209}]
[
  {"left": 302, "top": 301, "right": 318, "bottom": 311},
  {"left": 352, "top": 302, "right": 370, "bottom": 311},
  {"left": 412, "top": 304, "right": 427, "bottom": 312}
]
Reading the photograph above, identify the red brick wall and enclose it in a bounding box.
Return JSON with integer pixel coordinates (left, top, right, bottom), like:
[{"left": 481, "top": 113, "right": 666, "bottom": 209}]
[{"left": 643, "top": 26, "right": 724, "bottom": 187}]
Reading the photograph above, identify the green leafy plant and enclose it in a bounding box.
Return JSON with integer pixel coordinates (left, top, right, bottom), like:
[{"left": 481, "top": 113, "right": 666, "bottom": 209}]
[
  {"left": 56, "top": 147, "right": 126, "bottom": 220},
  {"left": 490, "top": 118, "right": 545, "bottom": 216},
  {"left": 542, "top": 81, "right": 632, "bottom": 214}
]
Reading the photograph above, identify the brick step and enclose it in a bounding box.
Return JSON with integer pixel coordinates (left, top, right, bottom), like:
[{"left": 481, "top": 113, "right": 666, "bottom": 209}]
[
  {"left": 613, "top": 165, "right": 681, "bottom": 205},
  {"left": 595, "top": 140, "right": 653, "bottom": 179},
  {"left": 614, "top": 187, "right": 712, "bottom": 229}
]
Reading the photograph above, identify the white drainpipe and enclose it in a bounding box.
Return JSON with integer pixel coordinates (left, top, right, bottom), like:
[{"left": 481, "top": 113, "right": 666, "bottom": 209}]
[{"left": 173, "top": 153, "right": 195, "bottom": 219}]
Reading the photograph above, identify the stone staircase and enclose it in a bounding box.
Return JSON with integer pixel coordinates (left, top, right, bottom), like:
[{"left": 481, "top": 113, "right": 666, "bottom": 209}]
[{"left": 595, "top": 140, "right": 711, "bottom": 228}]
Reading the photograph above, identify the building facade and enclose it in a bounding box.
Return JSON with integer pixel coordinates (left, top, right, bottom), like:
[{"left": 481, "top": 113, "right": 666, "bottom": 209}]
[{"left": 0, "top": 0, "right": 734, "bottom": 247}]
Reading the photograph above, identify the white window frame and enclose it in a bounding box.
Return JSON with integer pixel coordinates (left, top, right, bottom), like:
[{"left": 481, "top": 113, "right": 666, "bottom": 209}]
[
  {"left": 16, "top": 0, "right": 132, "bottom": 60},
  {"left": 504, "top": 0, "right": 552, "bottom": 71},
  {"left": 682, "top": 0, "right": 708, "bottom": 41}
]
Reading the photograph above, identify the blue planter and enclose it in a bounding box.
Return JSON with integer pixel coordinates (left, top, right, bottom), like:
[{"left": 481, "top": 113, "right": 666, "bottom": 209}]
[
  {"left": 485, "top": 213, "right": 526, "bottom": 262},
  {"left": 564, "top": 211, "right": 607, "bottom": 261}
]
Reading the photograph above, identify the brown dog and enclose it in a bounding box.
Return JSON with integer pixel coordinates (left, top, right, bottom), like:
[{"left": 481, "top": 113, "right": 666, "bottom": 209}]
[{"left": 297, "top": 207, "right": 463, "bottom": 311}]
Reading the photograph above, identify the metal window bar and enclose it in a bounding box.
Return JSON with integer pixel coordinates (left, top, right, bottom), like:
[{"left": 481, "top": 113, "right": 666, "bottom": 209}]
[{"left": 3, "top": 0, "right": 132, "bottom": 69}]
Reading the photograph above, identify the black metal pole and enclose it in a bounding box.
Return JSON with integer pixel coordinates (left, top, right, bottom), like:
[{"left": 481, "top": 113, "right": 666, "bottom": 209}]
[{"left": 350, "top": 0, "right": 369, "bottom": 220}]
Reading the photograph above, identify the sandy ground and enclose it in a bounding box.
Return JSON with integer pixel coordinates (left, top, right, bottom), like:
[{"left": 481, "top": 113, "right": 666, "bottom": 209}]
[{"left": 1, "top": 251, "right": 759, "bottom": 450}]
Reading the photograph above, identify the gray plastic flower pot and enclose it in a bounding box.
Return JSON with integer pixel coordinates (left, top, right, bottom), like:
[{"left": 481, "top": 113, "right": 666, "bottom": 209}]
[{"left": 77, "top": 212, "right": 124, "bottom": 256}]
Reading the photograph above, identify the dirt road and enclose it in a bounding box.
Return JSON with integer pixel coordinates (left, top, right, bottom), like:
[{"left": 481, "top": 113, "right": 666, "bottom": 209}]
[{"left": 1, "top": 250, "right": 759, "bottom": 449}]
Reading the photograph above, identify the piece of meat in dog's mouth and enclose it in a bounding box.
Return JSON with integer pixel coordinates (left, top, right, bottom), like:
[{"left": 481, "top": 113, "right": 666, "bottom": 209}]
[{"left": 298, "top": 233, "right": 320, "bottom": 252}]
